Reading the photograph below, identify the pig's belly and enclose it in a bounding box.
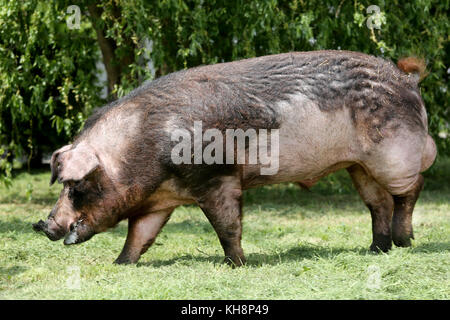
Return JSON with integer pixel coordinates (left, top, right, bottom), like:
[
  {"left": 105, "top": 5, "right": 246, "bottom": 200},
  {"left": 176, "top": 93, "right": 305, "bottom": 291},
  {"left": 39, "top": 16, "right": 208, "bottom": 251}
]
[{"left": 242, "top": 96, "right": 359, "bottom": 188}]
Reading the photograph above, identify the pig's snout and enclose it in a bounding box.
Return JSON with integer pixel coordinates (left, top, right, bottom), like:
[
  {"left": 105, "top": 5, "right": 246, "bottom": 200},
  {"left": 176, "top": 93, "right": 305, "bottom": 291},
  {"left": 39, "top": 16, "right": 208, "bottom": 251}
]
[
  {"left": 32, "top": 220, "right": 46, "bottom": 232},
  {"left": 64, "top": 221, "right": 80, "bottom": 245},
  {"left": 64, "top": 219, "right": 94, "bottom": 245},
  {"left": 32, "top": 219, "right": 66, "bottom": 241}
]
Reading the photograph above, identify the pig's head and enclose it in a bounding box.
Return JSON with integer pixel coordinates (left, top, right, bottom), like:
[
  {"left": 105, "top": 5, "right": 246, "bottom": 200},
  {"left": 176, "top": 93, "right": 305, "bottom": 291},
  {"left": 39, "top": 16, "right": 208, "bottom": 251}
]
[{"left": 33, "top": 143, "right": 122, "bottom": 245}]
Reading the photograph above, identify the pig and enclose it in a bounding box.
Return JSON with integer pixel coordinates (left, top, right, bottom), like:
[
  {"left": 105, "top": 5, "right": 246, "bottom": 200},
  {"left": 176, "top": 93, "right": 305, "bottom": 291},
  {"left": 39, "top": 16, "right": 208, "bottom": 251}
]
[{"left": 33, "top": 50, "right": 436, "bottom": 266}]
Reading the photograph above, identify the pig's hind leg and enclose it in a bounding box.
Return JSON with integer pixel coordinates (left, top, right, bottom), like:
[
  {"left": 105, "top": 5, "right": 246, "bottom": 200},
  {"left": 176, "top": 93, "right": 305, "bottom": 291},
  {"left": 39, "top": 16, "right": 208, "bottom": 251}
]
[
  {"left": 114, "top": 208, "right": 174, "bottom": 264},
  {"left": 363, "top": 133, "right": 431, "bottom": 249},
  {"left": 196, "top": 176, "right": 246, "bottom": 267},
  {"left": 347, "top": 164, "right": 394, "bottom": 252},
  {"left": 391, "top": 175, "right": 424, "bottom": 247}
]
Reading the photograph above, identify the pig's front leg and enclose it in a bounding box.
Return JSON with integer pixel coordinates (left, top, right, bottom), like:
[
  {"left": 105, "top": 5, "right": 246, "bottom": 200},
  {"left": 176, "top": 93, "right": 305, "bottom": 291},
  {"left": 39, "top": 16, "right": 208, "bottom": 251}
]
[
  {"left": 114, "top": 208, "right": 174, "bottom": 264},
  {"left": 197, "top": 176, "right": 245, "bottom": 267}
]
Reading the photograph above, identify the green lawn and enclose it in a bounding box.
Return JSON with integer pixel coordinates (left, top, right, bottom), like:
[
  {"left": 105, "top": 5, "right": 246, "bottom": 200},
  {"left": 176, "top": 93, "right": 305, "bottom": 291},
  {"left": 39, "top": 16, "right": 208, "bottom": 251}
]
[{"left": 0, "top": 158, "right": 449, "bottom": 299}]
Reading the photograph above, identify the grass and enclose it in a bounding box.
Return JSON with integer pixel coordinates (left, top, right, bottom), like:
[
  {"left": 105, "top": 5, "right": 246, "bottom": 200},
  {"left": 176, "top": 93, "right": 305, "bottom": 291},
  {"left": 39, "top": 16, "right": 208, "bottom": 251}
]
[{"left": 0, "top": 158, "right": 449, "bottom": 299}]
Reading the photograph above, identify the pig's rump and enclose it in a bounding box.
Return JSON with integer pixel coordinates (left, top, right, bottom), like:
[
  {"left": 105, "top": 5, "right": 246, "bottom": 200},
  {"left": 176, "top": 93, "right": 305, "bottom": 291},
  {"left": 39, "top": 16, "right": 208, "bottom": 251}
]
[{"left": 238, "top": 67, "right": 433, "bottom": 197}]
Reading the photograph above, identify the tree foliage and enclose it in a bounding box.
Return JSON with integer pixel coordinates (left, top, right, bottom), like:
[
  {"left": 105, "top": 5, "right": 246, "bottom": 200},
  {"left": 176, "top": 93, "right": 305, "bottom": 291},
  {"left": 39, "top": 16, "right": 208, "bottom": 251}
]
[
  {"left": 0, "top": 0, "right": 448, "bottom": 184},
  {"left": 0, "top": 1, "right": 101, "bottom": 185}
]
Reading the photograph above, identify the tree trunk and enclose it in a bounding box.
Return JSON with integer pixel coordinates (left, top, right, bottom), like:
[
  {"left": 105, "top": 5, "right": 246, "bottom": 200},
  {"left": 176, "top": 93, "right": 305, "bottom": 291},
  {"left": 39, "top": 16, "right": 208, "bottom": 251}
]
[{"left": 87, "top": 3, "right": 135, "bottom": 99}]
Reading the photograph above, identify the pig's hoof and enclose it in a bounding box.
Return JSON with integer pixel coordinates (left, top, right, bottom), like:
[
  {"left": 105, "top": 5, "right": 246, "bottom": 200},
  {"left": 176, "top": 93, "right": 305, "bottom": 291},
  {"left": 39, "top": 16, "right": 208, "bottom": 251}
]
[
  {"left": 393, "top": 230, "right": 413, "bottom": 248},
  {"left": 393, "top": 237, "right": 412, "bottom": 248},
  {"left": 114, "top": 259, "right": 131, "bottom": 265},
  {"left": 114, "top": 257, "right": 135, "bottom": 265},
  {"left": 370, "top": 234, "right": 392, "bottom": 253},
  {"left": 223, "top": 256, "right": 246, "bottom": 268},
  {"left": 370, "top": 244, "right": 391, "bottom": 253}
]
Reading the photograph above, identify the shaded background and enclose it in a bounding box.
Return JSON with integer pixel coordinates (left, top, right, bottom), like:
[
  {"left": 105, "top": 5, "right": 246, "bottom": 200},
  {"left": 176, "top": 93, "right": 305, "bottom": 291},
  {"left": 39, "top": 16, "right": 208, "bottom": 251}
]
[{"left": 0, "top": 0, "right": 448, "bottom": 185}]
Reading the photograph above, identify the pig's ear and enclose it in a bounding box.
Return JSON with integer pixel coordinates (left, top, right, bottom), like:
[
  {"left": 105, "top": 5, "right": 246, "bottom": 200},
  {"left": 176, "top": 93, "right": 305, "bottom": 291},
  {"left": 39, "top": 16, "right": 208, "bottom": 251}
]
[
  {"left": 50, "top": 144, "right": 73, "bottom": 185},
  {"left": 57, "top": 144, "right": 100, "bottom": 184}
]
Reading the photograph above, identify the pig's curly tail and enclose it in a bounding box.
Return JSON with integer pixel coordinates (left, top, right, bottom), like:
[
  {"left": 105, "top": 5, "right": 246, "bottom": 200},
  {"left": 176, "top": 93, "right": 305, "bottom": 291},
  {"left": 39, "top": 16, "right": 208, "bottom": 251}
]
[{"left": 397, "top": 57, "right": 428, "bottom": 82}]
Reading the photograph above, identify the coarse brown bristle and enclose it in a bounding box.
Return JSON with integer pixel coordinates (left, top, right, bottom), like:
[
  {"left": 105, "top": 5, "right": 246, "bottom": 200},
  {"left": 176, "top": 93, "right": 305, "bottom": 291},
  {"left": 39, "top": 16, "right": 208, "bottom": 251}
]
[{"left": 397, "top": 57, "right": 428, "bottom": 81}]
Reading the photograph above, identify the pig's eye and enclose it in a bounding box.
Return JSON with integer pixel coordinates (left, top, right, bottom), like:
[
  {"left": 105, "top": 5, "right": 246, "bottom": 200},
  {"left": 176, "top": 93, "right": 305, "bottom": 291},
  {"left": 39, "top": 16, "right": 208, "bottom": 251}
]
[
  {"left": 67, "top": 180, "right": 102, "bottom": 209},
  {"left": 67, "top": 182, "right": 85, "bottom": 200},
  {"left": 67, "top": 187, "right": 76, "bottom": 200}
]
